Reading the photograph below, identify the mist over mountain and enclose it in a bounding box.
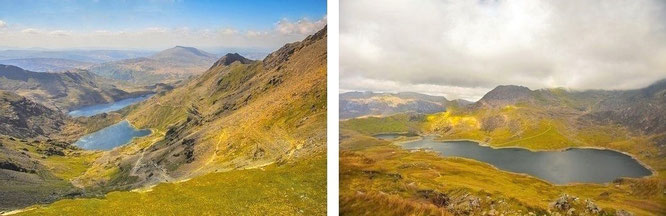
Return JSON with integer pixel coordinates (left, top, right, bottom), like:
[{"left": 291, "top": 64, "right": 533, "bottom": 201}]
[
  {"left": 340, "top": 91, "right": 465, "bottom": 119},
  {"left": 0, "top": 58, "right": 94, "bottom": 72},
  {"left": 0, "top": 49, "right": 152, "bottom": 63}
]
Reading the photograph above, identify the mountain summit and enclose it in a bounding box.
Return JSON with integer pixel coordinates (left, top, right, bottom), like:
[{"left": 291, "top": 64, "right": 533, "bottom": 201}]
[
  {"left": 209, "top": 53, "right": 252, "bottom": 68},
  {"left": 150, "top": 46, "right": 217, "bottom": 63}
]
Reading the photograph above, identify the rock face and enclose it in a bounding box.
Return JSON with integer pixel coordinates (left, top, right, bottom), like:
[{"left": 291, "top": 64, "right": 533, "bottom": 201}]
[
  {"left": 0, "top": 91, "right": 67, "bottom": 139},
  {"left": 340, "top": 91, "right": 455, "bottom": 119},
  {"left": 583, "top": 79, "right": 666, "bottom": 134}
]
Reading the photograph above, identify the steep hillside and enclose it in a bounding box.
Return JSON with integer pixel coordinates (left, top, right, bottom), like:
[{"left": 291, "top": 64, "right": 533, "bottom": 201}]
[
  {"left": 0, "top": 91, "right": 67, "bottom": 139},
  {"left": 341, "top": 80, "right": 666, "bottom": 215},
  {"left": 340, "top": 91, "right": 457, "bottom": 119},
  {"left": 0, "top": 58, "right": 94, "bottom": 72},
  {"left": 64, "top": 26, "right": 327, "bottom": 192},
  {"left": 88, "top": 46, "right": 218, "bottom": 84},
  {"left": 0, "top": 64, "right": 152, "bottom": 111}
]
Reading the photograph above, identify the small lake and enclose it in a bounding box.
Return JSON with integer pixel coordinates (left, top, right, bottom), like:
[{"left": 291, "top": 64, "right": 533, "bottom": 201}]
[
  {"left": 395, "top": 136, "right": 652, "bottom": 184},
  {"left": 74, "top": 120, "right": 151, "bottom": 150},
  {"left": 68, "top": 94, "right": 154, "bottom": 117}
]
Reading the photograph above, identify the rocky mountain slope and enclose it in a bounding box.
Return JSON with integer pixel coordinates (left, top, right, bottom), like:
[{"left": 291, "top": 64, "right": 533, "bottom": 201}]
[
  {"left": 340, "top": 91, "right": 462, "bottom": 119},
  {"left": 0, "top": 91, "right": 67, "bottom": 139},
  {"left": 88, "top": 46, "right": 218, "bottom": 84},
  {"left": 0, "top": 58, "right": 94, "bottom": 72},
  {"left": 0, "top": 90, "right": 128, "bottom": 211},
  {"left": 471, "top": 80, "right": 666, "bottom": 136},
  {"left": 74, "top": 27, "right": 327, "bottom": 191},
  {"left": 0, "top": 64, "right": 152, "bottom": 111}
]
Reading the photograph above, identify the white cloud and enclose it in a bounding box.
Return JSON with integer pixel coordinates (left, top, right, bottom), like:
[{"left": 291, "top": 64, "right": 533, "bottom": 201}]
[
  {"left": 144, "top": 27, "right": 168, "bottom": 33},
  {"left": 220, "top": 28, "right": 238, "bottom": 35},
  {"left": 275, "top": 16, "right": 327, "bottom": 35},
  {"left": 0, "top": 16, "right": 326, "bottom": 50},
  {"left": 0, "top": 20, "right": 6, "bottom": 28},
  {"left": 21, "top": 28, "right": 42, "bottom": 34},
  {"left": 48, "top": 30, "right": 71, "bottom": 36},
  {"left": 341, "top": 0, "right": 666, "bottom": 100},
  {"left": 245, "top": 30, "right": 267, "bottom": 37}
]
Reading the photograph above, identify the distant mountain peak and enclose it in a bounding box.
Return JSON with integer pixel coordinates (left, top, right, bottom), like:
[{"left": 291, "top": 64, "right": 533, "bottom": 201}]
[
  {"left": 151, "top": 46, "right": 217, "bottom": 60},
  {"left": 209, "top": 53, "right": 252, "bottom": 69},
  {"left": 476, "top": 85, "right": 533, "bottom": 107}
]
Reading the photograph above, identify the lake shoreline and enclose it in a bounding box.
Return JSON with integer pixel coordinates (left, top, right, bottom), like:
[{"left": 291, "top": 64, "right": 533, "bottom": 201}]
[{"left": 377, "top": 133, "right": 657, "bottom": 185}]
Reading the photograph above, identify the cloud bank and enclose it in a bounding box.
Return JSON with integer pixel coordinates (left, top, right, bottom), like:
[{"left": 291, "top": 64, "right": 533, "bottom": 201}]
[
  {"left": 341, "top": 0, "right": 666, "bottom": 101},
  {"left": 0, "top": 16, "right": 326, "bottom": 50}
]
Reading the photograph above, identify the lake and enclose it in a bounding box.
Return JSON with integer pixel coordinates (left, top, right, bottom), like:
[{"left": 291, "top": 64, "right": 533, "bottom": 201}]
[
  {"left": 68, "top": 94, "right": 154, "bottom": 117},
  {"left": 396, "top": 136, "right": 652, "bottom": 184},
  {"left": 74, "top": 120, "right": 151, "bottom": 150}
]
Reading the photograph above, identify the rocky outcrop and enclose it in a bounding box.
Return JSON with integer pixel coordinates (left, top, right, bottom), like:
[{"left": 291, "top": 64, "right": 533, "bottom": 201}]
[
  {"left": 0, "top": 91, "right": 67, "bottom": 139},
  {"left": 263, "top": 26, "right": 326, "bottom": 70},
  {"left": 209, "top": 53, "right": 252, "bottom": 69},
  {"left": 616, "top": 209, "right": 635, "bottom": 216}
]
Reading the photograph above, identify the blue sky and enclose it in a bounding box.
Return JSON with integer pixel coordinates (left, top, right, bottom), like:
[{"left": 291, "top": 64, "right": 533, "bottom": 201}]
[{"left": 0, "top": 0, "right": 327, "bottom": 49}]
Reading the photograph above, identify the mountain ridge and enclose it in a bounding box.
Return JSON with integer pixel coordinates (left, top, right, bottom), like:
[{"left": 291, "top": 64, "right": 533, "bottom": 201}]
[
  {"left": 75, "top": 26, "right": 328, "bottom": 191},
  {"left": 340, "top": 91, "right": 460, "bottom": 119},
  {"left": 0, "top": 64, "right": 152, "bottom": 111},
  {"left": 87, "top": 46, "right": 218, "bottom": 84}
]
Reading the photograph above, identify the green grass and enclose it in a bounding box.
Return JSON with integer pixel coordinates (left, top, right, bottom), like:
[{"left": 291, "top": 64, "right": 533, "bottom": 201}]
[
  {"left": 42, "top": 153, "right": 100, "bottom": 180},
  {"left": 341, "top": 114, "right": 422, "bottom": 135},
  {"left": 17, "top": 154, "right": 326, "bottom": 216},
  {"left": 340, "top": 130, "right": 666, "bottom": 215}
]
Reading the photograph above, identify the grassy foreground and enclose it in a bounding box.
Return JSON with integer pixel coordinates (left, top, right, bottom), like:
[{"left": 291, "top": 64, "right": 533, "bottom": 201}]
[
  {"left": 15, "top": 154, "right": 326, "bottom": 216},
  {"left": 340, "top": 129, "right": 665, "bottom": 216}
]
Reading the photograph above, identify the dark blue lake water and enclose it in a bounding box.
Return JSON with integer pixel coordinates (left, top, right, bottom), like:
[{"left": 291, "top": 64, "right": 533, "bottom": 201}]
[{"left": 394, "top": 136, "right": 652, "bottom": 184}]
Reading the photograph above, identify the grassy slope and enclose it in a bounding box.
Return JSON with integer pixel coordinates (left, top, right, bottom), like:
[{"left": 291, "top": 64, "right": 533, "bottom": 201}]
[
  {"left": 16, "top": 154, "right": 326, "bottom": 216},
  {"left": 340, "top": 104, "right": 666, "bottom": 215},
  {"left": 340, "top": 130, "right": 665, "bottom": 215}
]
